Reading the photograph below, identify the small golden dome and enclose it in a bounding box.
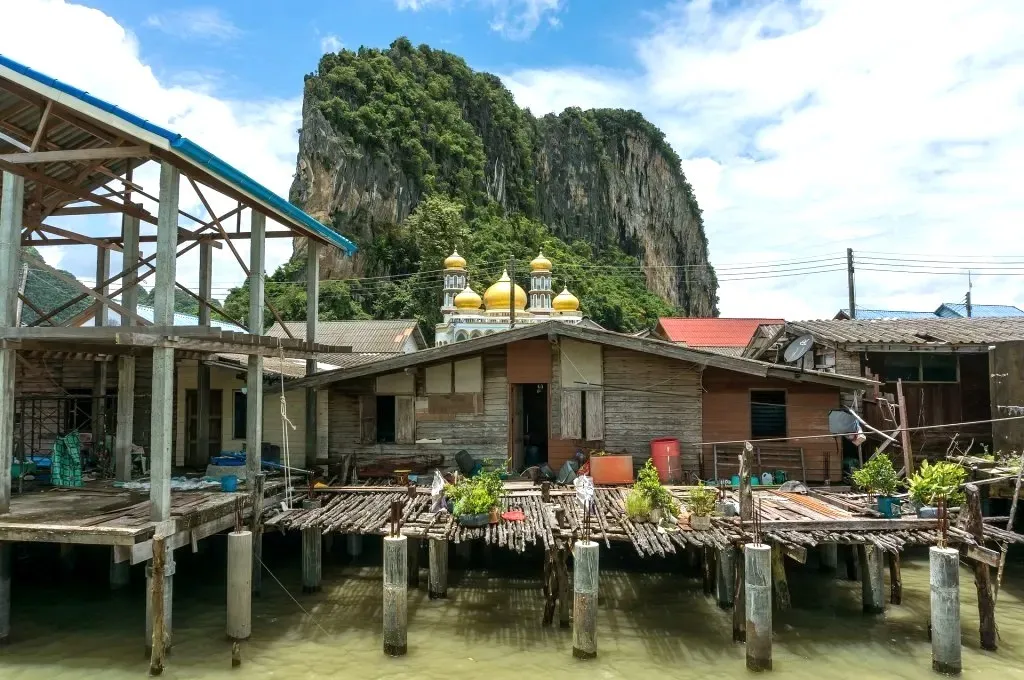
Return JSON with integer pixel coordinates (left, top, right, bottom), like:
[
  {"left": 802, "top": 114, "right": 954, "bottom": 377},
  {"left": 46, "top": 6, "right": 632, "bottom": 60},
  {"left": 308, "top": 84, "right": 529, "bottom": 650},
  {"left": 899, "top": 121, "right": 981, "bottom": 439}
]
[
  {"left": 552, "top": 287, "right": 580, "bottom": 312},
  {"left": 530, "top": 250, "right": 552, "bottom": 272},
  {"left": 444, "top": 249, "right": 466, "bottom": 270},
  {"left": 453, "top": 285, "right": 482, "bottom": 311},
  {"left": 483, "top": 270, "right": 527, "bottom": 311}
]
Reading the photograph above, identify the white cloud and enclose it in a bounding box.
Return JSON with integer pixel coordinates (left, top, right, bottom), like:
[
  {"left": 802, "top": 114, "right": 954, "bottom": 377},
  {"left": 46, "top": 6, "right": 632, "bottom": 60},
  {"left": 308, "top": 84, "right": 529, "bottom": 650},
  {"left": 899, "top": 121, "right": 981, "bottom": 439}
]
[
  {"left": 5, "top": 0, "right": 302, "bottom": 298},
  {"left": 320, "top": 34, "right": 343, "bottom": 53},
  {"left": 502, "top": 0, "right": 1024, "bottom": 318},
  {"left": 395, "top": 0, "right": 563, "bottom": 39},
  {"left": 144, "top": 7, "right": 242, "bottom": 42}
]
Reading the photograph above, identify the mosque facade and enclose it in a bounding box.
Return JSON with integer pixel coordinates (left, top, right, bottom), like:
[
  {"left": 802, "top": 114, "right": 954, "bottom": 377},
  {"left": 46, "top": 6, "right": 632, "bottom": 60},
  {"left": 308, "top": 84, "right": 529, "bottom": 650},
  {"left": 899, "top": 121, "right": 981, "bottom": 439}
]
[{"left": 435, "top": 249, "right": 583, "bottom": 346}]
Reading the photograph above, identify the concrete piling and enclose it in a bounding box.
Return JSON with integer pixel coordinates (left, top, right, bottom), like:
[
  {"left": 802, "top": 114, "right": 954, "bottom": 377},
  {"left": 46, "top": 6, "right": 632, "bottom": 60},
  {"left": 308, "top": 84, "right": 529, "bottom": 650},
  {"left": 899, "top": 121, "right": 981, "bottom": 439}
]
[
  {"left": 860, "top": 545, "right": 885, "bottom": 615},
  {"left": 110, "top": 549, "right": 131, "bottom": 590},
  {"left": 745, "top": 543, "right": 772, "bottom": 672},
  {"left": 572, "top": 540, "right": 599, "bottom": 660},
  {"left": 930, "top": 546, "right": 961, "bottom": 676},
  {"left": 0, "top": 541, "right": 10, "bottom": 646},
  {"left": 301, "top": 499, "right": 323, "bottom": 594},
  {"left": 819, "top": 543, "right": 838, "bottom": 574},
  {"left": 383, "top": 535, "right": 408, "bottom": 656},
  {"left": 227, "top": 530, "right": 253, "bottom": 641},
  {"left": 717, "top": 546, "right": 736, "bottom": 609},
  {"left": 347, "top": 534, "right": 363, "bottom": 559},
  {"left": 428, "top": 538, "right": 448, "bottom": 599},
  {"left": 407, "top": 538, "right": 420, "bottom": 588}
]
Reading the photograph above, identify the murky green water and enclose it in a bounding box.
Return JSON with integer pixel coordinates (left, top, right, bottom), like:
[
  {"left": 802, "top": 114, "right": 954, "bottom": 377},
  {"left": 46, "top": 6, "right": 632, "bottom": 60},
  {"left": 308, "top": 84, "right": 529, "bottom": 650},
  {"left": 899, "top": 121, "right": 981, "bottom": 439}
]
[{"left": 4, "top": 538, "right": 1024, "bottom": 679}]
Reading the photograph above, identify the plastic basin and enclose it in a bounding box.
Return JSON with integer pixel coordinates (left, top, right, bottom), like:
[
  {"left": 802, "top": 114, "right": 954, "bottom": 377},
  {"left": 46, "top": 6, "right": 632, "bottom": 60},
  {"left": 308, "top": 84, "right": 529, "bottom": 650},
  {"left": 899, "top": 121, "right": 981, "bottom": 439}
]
[{"left": 591, "top": 455, "right": 634, "bottom": 485}]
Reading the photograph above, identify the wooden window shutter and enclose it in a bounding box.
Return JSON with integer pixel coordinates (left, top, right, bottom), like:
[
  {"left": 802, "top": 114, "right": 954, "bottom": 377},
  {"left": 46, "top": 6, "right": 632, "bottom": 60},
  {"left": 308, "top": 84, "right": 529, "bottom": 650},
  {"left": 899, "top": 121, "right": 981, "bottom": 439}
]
[
  {"left": 585, "top": 389, "right": 604, "bottom": 440},
  {"left": 395, "top": 396, "right": 415, "bottom": 444},
  {"left": 359, "top": 395, "right": 377, "bottom": 444},
  {"left": 561, "top": 389, "right": 582, "bottom": 439}
]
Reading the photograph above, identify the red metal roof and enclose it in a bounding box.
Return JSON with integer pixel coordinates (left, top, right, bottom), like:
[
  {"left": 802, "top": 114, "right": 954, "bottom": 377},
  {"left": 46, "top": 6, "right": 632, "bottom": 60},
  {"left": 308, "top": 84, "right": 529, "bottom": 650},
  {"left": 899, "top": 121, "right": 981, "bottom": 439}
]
[{"left": 655, "top": 318, "right": 785, "bottom": 347}]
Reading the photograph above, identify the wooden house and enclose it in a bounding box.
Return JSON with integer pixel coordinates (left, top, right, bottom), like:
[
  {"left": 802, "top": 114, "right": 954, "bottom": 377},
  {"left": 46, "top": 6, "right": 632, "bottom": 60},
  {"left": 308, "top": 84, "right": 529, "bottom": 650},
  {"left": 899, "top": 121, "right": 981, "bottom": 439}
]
[
  {"left": 745, "top": 317, "right": 1024, "bottom": 457},
  {"left": 287, "top": 323, "right": 873, "bottom": 483}
]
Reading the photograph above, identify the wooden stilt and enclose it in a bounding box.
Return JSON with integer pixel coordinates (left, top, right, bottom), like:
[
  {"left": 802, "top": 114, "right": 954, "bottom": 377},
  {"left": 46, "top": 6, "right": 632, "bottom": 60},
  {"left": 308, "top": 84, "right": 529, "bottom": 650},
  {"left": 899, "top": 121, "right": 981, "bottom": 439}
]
[
  {"left": 407, "top": 537, "right": 420, "bottom": 588},
  {"left": 428, "top": 538, "right": 448, "bottom": 599},
  {"left": 110, "top": 549, "right": 130, "bottom": 590},
  {"left": 0, "top": 541, "right": 10, "bottom": 646},
  {"left": 963, "top": 484, "right": 997, "bottom": 650},
  {"left": 771, "top": 544, "right": 791, "bottom": 610},
  {"left": 844, "top": 544, "right": 860, "bottom": 581},
  {"left": 888, "top": 552, "right": 903, "bottom": 605},
  {"left": 703, "top": 545, "right": 716, "bottom": 596},
  {"left": 859, "top": 545, "right": 885, "bottom": 615},
  {"left": 717, "top": 546, "right": 736, "bottom": 610},
  {"left": 819, "top": 543, "right": 838, "bottom": 574},
  {"left": 148, "top": 536, "right": 167, "bottom": 675},
  {"left": 557, "top": 545, "right": 571, "bottom": 629},
  {"left": 733, "top": 546, "right": 746, "bottom": 642},
  {"left": 301, "top": 498, "right": 323, "bottom": 594}
]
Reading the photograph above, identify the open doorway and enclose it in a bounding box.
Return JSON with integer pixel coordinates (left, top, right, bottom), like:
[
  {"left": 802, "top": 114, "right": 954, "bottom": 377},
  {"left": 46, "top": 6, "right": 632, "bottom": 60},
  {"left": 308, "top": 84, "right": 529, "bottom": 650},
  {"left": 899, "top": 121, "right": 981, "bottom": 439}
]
[{"left": 512, "top": 383, "right": 548, "bottom": 471}]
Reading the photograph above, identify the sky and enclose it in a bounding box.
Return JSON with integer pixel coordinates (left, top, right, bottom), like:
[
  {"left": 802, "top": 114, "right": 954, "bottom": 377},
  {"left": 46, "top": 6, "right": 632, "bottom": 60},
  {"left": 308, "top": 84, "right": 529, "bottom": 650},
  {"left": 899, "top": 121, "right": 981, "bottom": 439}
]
[{"left": 2, "top": 0, "right": 1023, "bottom": 319}]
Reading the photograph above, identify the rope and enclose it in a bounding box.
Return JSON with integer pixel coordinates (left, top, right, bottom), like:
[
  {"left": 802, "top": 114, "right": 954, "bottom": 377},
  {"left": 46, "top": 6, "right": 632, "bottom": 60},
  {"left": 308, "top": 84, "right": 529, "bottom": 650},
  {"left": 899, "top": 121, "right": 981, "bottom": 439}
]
[
  {"left": 279, "top": 348, "right": 297, "bottom": 510},
  {"left": 254, "top": 552, "right": 330, "bottom": 636}
]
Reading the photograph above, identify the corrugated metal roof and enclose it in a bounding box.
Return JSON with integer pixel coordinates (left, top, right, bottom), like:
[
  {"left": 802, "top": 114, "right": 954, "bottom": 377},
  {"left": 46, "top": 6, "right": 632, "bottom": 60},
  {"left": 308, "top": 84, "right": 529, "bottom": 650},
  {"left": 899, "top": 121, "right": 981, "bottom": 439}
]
[
  {"left": 0, "top": 54, "right": 356, "bottom": 254},
  {"left": 788, "top": 317, "right": 1024, "bottom": 345},
  {"left": 267, "top": 319, "right": 422, "bottom": 366},
  {"left": 699, "top": 346, "right": 746, "bottom": 357},
  {"left": 836, "top": 308, "right": 936, "bottom": 320},
  {"left": 936, "top": 303, "right": 1024, "bottom": 318},
  {"left": 656, "top": 317, "right": 785, "bottom": 346}
]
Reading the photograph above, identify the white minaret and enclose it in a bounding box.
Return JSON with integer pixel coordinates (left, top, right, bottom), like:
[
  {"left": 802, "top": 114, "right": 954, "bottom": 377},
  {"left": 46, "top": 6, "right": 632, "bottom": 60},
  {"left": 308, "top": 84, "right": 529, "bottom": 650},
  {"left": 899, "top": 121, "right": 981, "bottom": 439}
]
[
  {"left": 442, "top": 249, "right": 468, "bottom": 315},
  {"left": 529, "top": 251, "right": 553, "bottom": 313}
]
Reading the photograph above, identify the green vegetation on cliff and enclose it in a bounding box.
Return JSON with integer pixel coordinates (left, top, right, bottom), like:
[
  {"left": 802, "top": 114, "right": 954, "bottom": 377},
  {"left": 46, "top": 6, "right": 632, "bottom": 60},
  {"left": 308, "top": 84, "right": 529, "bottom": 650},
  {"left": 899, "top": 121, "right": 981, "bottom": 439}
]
[{"left": 226, "top": 38, "right": 716, "bottom": 337}]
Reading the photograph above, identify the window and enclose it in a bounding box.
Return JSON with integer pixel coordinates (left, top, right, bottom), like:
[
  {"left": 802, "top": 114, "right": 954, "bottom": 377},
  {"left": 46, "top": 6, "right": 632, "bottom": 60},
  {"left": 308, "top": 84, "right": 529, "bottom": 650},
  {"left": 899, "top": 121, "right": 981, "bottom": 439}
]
[
  {"left": 559, "top": 389, "right": 604, "bottom": 440},
  {"left": 232, "top": 390, "right": 247, "bottom": 439},
  {"left": 751, "top": 390, "right": 787, "bottom": 439},
  {"left": 376, "top": 395, "right": 396, "bottom": 443},
  {"left": 880, "top": 353, "right": 958, "bottom": 383}
]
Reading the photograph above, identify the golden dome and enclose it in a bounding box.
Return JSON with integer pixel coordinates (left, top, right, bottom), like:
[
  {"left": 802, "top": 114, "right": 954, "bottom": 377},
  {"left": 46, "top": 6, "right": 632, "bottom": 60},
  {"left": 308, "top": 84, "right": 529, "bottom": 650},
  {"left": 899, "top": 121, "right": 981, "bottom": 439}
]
[
  {"left": 483, "top": 270, "right": 527, "bottom": 311},
  {"left": 552, "top": 287, "right": 580, "bottom": 312},
  {"left": 530, "top": 250, "right": 552, "bottom": 272},
  {"left": 444, "top": 249, "right": 466, "bottom": 270},
  {"left": 453, "top": 285, "right": 482, "bottom": 311}
]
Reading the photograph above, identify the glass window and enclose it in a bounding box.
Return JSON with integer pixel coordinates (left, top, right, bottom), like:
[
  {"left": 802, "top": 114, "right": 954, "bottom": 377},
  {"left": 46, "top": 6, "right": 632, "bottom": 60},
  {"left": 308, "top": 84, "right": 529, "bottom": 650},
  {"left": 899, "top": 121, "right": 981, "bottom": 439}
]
[
  {"left": 750, "top": 390, "right": 787, "bottom": 439},
  {"left": 232, "top": 390, "right": 247, "bottom": 439},
  {"left": 921, "top": 354, "right": 958, "bottom": 382},
  {"left": 882, "top": 353, "right": 920, "bottom": 382}
]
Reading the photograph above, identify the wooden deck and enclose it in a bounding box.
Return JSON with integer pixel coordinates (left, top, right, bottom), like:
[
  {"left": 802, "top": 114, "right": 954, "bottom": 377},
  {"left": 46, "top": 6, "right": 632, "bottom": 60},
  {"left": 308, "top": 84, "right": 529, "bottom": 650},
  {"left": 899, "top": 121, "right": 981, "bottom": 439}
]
[{"left": 0, "top": 481, "right": 280, "bottom": 564}]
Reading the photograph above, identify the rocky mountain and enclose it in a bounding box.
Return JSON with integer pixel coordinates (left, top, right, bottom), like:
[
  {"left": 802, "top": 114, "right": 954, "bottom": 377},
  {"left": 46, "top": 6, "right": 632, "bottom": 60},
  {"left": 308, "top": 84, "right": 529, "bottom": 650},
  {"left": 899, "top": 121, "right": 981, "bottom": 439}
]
[{"left": 275, "top": 38, "right": 717, "bottom": 333}]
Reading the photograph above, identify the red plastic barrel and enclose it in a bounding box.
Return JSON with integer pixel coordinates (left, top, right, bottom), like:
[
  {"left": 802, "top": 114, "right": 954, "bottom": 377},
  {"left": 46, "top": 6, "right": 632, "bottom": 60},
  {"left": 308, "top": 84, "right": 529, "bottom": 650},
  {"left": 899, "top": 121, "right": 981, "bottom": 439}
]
[{"left": 650, "top": 437, "right": 681, "bottom": 483}]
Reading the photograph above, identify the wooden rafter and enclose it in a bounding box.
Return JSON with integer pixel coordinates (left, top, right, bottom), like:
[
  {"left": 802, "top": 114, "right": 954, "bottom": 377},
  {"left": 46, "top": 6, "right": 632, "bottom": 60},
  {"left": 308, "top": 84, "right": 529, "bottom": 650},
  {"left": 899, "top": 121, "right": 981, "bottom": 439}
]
[
  {"left": 22, "top": 229, "right": 297, "bottom": 247},
  {"left": 0, "top": 145, "right": 150, "bottom": 164},
  {"left": 29, "top": 100, "right": 52, "bottom": 152}
]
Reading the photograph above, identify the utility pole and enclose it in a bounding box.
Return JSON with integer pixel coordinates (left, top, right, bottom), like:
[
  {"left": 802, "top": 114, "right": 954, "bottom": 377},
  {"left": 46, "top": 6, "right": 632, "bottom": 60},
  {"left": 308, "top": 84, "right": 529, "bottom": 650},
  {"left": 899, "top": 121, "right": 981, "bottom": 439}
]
[
  {"left": 509, "top": 256, "right": 516, "bottom": 329},
  {"left": 966, "top": 290, "right": 972, "bottom": 318},
  {"left": 966, "top": 272, "right": 973, "bottom": 318},
  {"left": 846, "top": 248, "right": 856, "bottom": 319}
]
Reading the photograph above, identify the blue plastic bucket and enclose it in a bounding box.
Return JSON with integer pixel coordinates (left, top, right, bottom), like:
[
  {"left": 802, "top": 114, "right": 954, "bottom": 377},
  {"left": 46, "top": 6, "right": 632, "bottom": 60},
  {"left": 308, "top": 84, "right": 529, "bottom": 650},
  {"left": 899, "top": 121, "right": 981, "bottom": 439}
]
[
  {"left": 221, "top": 475, "right": 238, "bottom": 492},
  {"left": 731, "top": 474, "right": 741, "bottom": 487}
]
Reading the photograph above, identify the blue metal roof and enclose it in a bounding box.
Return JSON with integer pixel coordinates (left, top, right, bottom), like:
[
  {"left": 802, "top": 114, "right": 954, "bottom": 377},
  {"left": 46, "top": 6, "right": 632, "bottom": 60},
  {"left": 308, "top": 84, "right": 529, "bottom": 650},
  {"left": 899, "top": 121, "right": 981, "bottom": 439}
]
[
  {"left": 0, "top": 53, "right": 356, "bottom": 255},
  {"left": 936, "top": 303, "right": 1024, "bottom": 318},
  {"left": 838, "top": 307, "right": 936, "bottom": 320},
  {"left": 107, "top": 305, "right": 248, "bottom": 333}
]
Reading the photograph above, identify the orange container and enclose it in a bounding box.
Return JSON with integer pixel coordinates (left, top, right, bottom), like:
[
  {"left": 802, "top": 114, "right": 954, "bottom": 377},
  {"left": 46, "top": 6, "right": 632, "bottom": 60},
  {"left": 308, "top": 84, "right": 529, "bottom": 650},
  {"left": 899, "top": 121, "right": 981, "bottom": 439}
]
[
  {"left": 650, "top": 437, "right": 681, "bottom": 483},
  {"left": 590, "top": 455, "right": 634, "bottom": 485}
]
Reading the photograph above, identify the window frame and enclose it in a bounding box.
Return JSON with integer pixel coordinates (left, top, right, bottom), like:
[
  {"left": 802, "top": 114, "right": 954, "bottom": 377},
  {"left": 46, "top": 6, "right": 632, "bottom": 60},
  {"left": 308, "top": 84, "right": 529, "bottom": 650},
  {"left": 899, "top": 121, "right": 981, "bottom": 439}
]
[
  {"left": 375, "top": 394, "right": 397, "bottom": 444},
  {"left": 749, "top": 389, "right": 788, "bottom": 440},
  {"left": 880, "top": 352, "right": 960, "bottom": 384},
  {"left": 232, "top": 389, "right": 247, "bottom": 440}
]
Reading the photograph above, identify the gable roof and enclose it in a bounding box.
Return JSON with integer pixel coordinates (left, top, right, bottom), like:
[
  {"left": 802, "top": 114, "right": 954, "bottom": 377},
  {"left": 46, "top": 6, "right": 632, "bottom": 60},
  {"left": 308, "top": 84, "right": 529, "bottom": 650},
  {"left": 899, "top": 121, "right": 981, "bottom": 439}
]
[
  {"left": 0, "top": 54, "right": 355, "bottom": 253},
  {"left": 835, "top": 308, "right": 936, "bottom": 320},
  {"left": 786, "top": 317, "right": 1024, "bottom": 347},
  {"left": 655, "top": 317, "right": 785, "bottom": 347},
  {"left": 286, "top": 321, "right": 876, "bottom": 392},
  {"left": 267, "top": 319, "right": 424, "bottom": 367},
  {"left": 936, "top": 303, "right": 1024, "bottom": 318}
]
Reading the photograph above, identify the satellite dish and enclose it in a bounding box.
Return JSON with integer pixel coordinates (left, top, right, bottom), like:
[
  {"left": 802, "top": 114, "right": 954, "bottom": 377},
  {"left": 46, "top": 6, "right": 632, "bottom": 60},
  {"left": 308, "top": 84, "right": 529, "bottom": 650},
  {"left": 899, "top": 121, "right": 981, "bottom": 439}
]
[{"left": 783, "top": 334, "right": 814, "bottom": 363}]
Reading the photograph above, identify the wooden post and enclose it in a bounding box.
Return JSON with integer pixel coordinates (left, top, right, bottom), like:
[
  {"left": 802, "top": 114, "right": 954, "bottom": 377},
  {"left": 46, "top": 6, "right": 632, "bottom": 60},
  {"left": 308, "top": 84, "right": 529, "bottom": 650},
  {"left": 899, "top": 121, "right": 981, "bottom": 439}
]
[
  {"left": 428, "top": 538, "right": 448, "bottom": 599},
  {"left": 226, "top": 530, "right": 252, "bottom": 641},
  {"left": 888, "top": 552, "right": 903, "bottom": 605},
  {"left": 717, "top": 546, "right": 736, "bottom": 610},
  {"left": 819, "top": 543, "right": 838, "bottom": 574},
  {"left": 860, "top": 545, "right": 885, "bottom": 615},
  {"left": 383, "top": 535, "right": 408, "bottom": 656},
  {"left": 305, "top": 239, "right": 319, "bottom": 470},
  {"left": 557, "top": 545, "right": 571, "bottom": 628},
  {"left": 770, "top": 544, "right": 790, "bottom": 611},
  {"left": 246, "top": 209, "right": 266, "bottom": 505},
  {"left": 147, "top": 535, "right": 172, "bottom": 672},
  {"left": 740, "top": 442, "right": 753, "bottom": 522},
  {"left": 572, "top": 540, "right": 599, "bottom": 660},
  {"left": 347, "top": 534, "right": 364, "bottom": 559},
  {"left": 195, "top": 238, "right": 212, "bottom": 467},
  {"left": 150, "top": 162, "right": 179, "bottom": 524},
  {"left": 844, "top": 544, "right": 860, "bottom": 581},
  {"left": 745, "top": 543, "right": 772, "bottom": 672},
  {"left": 110, "top": 549, "right": 130, "bottom": 590},
  {"left": 0, "top": 542, "right": 10, "bottom": 645},
  {"left": 456, "top": 540, "right": 472, "bottom": 567},
  {"left": 541, "top": 481, "right": 551, "bottom": 503},
  {"left": 702, "top": 545, "right": 716, "bottom": 596},
  {"left": 115, "top": 213, "right": 139, "bottom": 483},
  {"left": 963, "top": 483, "right": 997, "bottom": 650},
  {"left": 0, "top": 171, "right": 25, "bottom": 516},
  {"left": 930, "top": 546, "right": 961, "bottom": 676},
  {"left": 301, "top": 498, "right": 323, "bottom": 593},
  {"left": 250, "top": 473, "right": 265, "bottom": 595},
  {"left": 92, "top": 245, "right": 110, "bottom": 458},
  {"left": 407, "top": 537, "right": 420, "bottom": 588},
  {"left": 733, "top": 545, "right": 746, "bottom": 642},
  {"left": 896, "top": 379, "right": 914, "bottom": 475}
]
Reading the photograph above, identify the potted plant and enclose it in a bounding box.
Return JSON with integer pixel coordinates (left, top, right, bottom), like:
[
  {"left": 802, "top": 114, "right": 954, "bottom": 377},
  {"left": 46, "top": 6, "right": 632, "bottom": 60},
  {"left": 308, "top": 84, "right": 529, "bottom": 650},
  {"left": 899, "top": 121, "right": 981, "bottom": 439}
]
[
  {"left": 451, "top": 468, "right": 504, "bottom": 526},
  {"left": 686, "top": 481, "right": 718, "bottom": 531},
  {"left": 851, "top": 453, "right": 901, "bottom": 517},
  {"left": 907, "top": 460, "right": 966, "bottom": 518},
  {"left": 624, "top": 488, "right": 653, "bottom": 522},
  {"left": 629, "top": 459, "right": 680, "bottom": 524}
]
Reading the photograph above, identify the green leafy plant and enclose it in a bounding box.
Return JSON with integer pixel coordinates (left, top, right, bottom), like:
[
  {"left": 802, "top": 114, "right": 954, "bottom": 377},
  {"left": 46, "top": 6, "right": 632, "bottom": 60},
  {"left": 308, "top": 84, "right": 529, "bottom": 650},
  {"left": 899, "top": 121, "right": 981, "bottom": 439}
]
[
  {"left": 449, "top": 468, "right": 503, "bottom": 516},
  {"left": 624, "top": 488, "right": 653, "bottom": 520},
  {"left": 686, "top": 481, "right": 718, "bottom": 517},
  {"left": 633, "top": 459, "right": 679, "bottom": 516},
  {"left": 851, "top": 453, "right": 900, "bottom": 497},
  {"left": 455, "top": 485, "right": 496, "bottom": 515},
  {"left": 907, "top": 460, "right": 966, "bottom": 507}
]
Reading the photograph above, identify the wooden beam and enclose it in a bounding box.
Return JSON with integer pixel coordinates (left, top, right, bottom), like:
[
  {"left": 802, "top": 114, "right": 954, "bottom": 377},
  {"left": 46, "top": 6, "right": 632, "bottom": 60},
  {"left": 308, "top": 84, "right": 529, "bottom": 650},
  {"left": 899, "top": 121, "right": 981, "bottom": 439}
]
[
  {"left": 29, "top": 100, "right": 52, "bottom": 152},
  {"left": 740, "top": 519, "right": 939, "bottom": 532},
  {"left": 896, "top": 379, "right": 914, "bottom": 475},
  {"left": 0, "top": 145, "right": 149, "bottom": 164},
  {"left": 49, "top": 206, "right": 125, "bottom": 216},
  {"left": 22, "top": 229, "right": 293, "bottom": 247}
]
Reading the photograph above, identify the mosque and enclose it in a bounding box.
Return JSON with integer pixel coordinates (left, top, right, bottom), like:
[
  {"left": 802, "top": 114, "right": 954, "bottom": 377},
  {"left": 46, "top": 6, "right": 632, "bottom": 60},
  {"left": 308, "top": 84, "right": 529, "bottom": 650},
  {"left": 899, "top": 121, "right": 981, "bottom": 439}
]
[{"left": 435, "top": 249, "right": 584, "bottom": 346}]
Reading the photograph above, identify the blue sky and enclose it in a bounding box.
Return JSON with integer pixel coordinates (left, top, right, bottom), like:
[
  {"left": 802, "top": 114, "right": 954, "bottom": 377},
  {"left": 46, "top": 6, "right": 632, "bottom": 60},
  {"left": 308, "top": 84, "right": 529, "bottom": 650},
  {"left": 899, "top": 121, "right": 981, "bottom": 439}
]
[{"left": 3, "top": 0, "right": 1023, "bottom": 319}]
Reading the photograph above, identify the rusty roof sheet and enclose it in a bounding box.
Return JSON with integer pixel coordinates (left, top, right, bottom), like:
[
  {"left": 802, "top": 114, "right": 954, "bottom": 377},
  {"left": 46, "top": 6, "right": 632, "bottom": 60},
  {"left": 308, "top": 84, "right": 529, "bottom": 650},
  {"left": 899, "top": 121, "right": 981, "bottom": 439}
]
[
  {"left": 788, "top": 317, "right": 1024, "bottom": 345},
  {"left": 267, "top": 319, "right": 423, "bottom": 365}
]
